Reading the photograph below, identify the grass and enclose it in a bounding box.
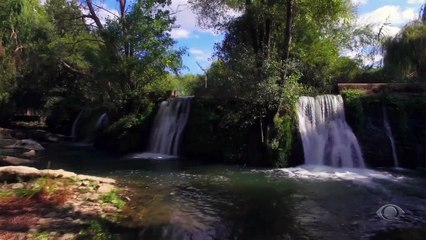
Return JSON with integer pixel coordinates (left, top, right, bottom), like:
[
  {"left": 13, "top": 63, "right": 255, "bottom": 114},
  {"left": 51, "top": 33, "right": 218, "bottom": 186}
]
[
  {"left": 33, "top": 232, "right": 50, "bottom": 240},
  {"left": 99, "top": 191, "right": 125, "bottom": 209},
  {"left": 0, "top": 178, "right": 73, "bottom": 205},
  {"left": 77, "top": 220, "right": 112, "bottom": 240}
]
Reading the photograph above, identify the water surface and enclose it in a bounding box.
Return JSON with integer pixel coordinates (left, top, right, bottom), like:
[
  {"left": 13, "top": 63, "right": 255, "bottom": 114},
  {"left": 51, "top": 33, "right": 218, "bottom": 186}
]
[{"left": 1, "top": 140, "right": 425, "bottom": 240}]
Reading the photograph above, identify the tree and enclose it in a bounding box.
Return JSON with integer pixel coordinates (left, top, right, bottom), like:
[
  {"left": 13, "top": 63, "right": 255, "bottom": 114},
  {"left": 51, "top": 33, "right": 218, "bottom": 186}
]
[
  {"left": 383, "top": 4, "right": 426, "bottom": 81},
  {"left": 189, "top": 0, "right": 356, "bottom": 165}
]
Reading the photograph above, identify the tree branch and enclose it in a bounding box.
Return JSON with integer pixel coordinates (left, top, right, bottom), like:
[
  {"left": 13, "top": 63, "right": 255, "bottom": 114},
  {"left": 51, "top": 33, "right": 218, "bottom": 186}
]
[
  {"left": 85, "top": 0, "right": 104, "bottom": 32},
  {"left": 60, "top": 59, "right": 92, "bottom": 76}
]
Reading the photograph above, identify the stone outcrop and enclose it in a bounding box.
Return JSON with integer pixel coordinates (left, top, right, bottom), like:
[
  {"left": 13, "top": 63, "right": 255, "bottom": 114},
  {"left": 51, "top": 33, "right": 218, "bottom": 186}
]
[
  {"left": 5, "top": 139, "right": 45, "bottom": 151},
  {"left": 0, "top": 166, "right": 115, "bottom": 184},
  {"left": 0, "top": 166, "right": 123, "bottom": 240},
  {"left": 1, "top": 156, "right": 34, "bottom": 165}
]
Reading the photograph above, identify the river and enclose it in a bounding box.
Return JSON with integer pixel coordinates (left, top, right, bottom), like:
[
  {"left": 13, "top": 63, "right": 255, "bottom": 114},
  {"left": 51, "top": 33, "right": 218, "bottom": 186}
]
[{"left": 1, "top": 139, "right": 425, "bottom": 240}]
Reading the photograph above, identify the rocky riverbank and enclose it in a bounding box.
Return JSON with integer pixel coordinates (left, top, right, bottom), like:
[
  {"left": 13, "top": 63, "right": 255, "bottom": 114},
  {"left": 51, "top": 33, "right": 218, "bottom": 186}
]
[{"left": 0, "top": 166, "right": 125, "bottom": 240}]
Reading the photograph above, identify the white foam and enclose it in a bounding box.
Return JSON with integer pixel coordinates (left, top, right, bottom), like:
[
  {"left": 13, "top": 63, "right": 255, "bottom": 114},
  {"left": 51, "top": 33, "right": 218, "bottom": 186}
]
[
  {"left": 262, "top": 165, "right": 405, "bottom": 183},
  {"left": 126, "top": 152, "right": 178, "bottom": 160}
]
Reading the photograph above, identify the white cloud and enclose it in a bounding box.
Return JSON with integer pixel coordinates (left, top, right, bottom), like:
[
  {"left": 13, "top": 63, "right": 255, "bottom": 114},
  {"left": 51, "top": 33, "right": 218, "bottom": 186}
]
[
  {"left": 358, "top": 5, "right": 418, "bottom": 37},
  {"left": 352, "top": 0, "right": 367, "bottom": 6},
  {"left": 80, "top": 2, "right": 119, "bottom": 26},
  {"left": 341, "top": 49, "right": 383, "bottom": 66},
  {"left": 167, "top": 0, "right": 241, "bottom": 39},
  {"left": 343, "top": 5, "right": 419, "bottom": 66},
  {"left": 189, "top": 48, "right": 211, "bottom": 62},
  {"left": 95, "top": 3, "right": 119, "bottom": 24},
  {"left": 407, "top": 0, "right": 425, "bottom": 4},
  {"left": 167, "top": 0, "right": 206, "bottom": 37},
  {"left": 359, "top": 6, "right": 414, "bottom": 26},
  {"left": 170, "top": 28, "right": 191, "bottom": 39}
]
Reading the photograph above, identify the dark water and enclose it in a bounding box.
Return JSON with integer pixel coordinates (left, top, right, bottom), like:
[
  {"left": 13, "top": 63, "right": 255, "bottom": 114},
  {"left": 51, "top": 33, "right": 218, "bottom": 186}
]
[{"left": 1, "top": 140, "right": 426, "bottom": 240}]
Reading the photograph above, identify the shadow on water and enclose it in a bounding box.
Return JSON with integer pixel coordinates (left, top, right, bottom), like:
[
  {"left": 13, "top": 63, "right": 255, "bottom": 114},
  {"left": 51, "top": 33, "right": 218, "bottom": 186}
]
[{"left": 113, "top": 167, "right": 302, "bottom": 240}]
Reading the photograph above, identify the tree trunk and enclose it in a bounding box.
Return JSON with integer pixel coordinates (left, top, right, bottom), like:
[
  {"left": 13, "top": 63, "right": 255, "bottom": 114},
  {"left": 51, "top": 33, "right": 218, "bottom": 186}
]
[
  {"left": 280, "top": 0, "right": 293, "bottom": 85},
  {"left": 283, "top": 0, "right": 293, "bottom": 62},
  {"left": 85, "top": 0, "right": 104, "bottom": 32}
]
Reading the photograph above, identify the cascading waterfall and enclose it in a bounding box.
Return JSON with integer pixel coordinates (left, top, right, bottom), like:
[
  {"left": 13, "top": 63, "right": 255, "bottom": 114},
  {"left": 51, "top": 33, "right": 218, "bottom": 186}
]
[
  {"left": 148, "top": 97, "right": 193, "bottom": 156},
  {"left": 297, "top": 95, "right": 365, "bottom": 168},
  {"left": 70, "top": 110, "right": 83, "bottom": 139},
  {"left": 95, "top": 112, "right": 109, "bottom": 129},
  {"left": 382, "top": 106, "right": 399, "bottom": 168}
]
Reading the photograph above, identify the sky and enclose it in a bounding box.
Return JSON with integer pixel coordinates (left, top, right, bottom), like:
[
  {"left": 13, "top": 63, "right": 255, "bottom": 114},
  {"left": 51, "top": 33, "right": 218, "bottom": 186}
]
[{"left": 96, "top": 0, "right": 425, "bottom": 74}]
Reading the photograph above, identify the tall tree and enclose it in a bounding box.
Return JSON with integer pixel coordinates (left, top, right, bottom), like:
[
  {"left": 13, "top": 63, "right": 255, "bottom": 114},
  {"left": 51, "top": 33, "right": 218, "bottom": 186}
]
[{"left": 383, "top": 4, "right": 426, "bottom": 81}]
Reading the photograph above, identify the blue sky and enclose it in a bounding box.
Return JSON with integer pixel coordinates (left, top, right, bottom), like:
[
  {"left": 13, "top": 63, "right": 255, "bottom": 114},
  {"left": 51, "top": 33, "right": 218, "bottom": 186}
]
[{"left": 99, "top": 0, "right": 425, "bottom": 74}]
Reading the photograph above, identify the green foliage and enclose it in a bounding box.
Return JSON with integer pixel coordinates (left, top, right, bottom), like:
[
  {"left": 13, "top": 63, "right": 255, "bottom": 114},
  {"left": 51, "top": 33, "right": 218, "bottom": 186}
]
[
  {"left": 33, "top": 232, "right": 49, "bottom": 240},
  {"left": 342, "top": 89, "right": 366, "bottom": 101},
  {"left": 0, "top": 190, "right": 12, "bottom": 198},
  {"left": 78, "top": 220, "right": 112, "bottom": 240},
  {"left": 112, "top": 102, "right": 154, "bottom": 130},
  {"left": 270, "top": 74, "right": 313, "bottom": 167},
  {"left": 13, "top": 186, "right": 42, "bottom": 198},
  {"left": 0, "top": 0, "right": 183, "bottom": 135},
  {"left": 99, "top": 191, "right": 125, "bottom": 209},
  {"left": 342, "top": 89, "right": 366, "bottom": 133},
  {"left": 271, "top": 114, "right": 293, "bottom": 167},
  {"left": 383, "top": 21, "right": 426, "bottom": 81},
  {"left": 176, "top": 74, "right": 203, "bottom": 95}
]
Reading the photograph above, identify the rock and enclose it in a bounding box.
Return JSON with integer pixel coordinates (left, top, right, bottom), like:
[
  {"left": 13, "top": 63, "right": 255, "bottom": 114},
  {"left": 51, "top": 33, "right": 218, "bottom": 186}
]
[
  {"left": 16, "top": 233, "right": 26, "bottom": 240},
  {"left": 97, "top": 184, "right": 115, "bottom": 193},
  {"left": 22, "top": 150, "right": 36, "bottom": 158},
  {"left": 71, "top": 219, "right": 84, "bottom": 225},
  {"left": 38, "top": 218, "right": 53, "bottom": 225},
  {"left": 0, "top": 166, "right": 78, "bottom": 180},
  {"left": 80, "top": 180, "right": 92, "bottom": 187},
  {"left": 2, "top": 156, "right": 33, "bottom": 165},
  {"left": 45, "top": 212, "right": 59, "bottom": 218},
  {"left": 6, "top": 139, "right": 45, "bottom": 151},
  {"left": 77, "top": 174, "right": 116, "bottom": 184},
  {"left": 11, "top": 183, "right": 24, "bottom": 189},
  {"left": 46, "top": 133, "right": 60, "bottom": 143},
  {"left": 40, "top": 169, "right": 77, "bottom": 178},
  {"left": 58, "top": 233, "right": 75, "bottom": 240},
  {"left": 102, "top": 205, "right": 118, "bottom": 213},
  {"left": 85, "top": 193, "right": 99, "bottom": 202}
]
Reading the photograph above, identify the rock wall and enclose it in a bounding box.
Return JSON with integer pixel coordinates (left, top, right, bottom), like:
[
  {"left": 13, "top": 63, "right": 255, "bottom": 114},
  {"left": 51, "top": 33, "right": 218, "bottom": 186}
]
[{"left": 343, "top": 93, "right": 425, "bottom": 168}]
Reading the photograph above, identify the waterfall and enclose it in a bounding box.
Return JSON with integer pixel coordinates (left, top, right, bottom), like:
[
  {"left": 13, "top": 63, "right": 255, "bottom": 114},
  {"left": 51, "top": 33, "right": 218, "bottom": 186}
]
[
  {"left": 297, "top": 95, "right": 365, "bottom": 168},
  {"left": 148, "top": 97, "right": 193, "bottom": 156},
  {"left": 382, "top": 106, "right": 399, "bottom": 168},
  {"left": 95, "top": 112, "right": 109, "bottom": 129},
  {"left": 71, "top": 110, "right": 83, "bottom": 139}
]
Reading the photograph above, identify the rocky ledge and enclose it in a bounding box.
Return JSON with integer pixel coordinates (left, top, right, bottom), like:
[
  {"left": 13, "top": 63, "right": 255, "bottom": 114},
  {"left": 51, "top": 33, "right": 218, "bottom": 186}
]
[{"left": 0, "top": 166, "right": 125, "bottom": 240}]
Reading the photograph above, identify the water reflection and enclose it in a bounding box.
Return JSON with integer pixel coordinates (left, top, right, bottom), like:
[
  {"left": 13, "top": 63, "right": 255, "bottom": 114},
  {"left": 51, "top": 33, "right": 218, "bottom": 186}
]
[
  {"left": 1, "top": 141, "right": 424, "bottom": 240},
  {"left": 118, "top": 170, "right": 300, "bottom": 240}
]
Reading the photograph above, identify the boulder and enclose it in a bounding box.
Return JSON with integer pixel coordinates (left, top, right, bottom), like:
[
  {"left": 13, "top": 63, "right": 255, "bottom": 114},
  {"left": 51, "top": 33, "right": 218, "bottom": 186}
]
[
  {"left": 1, "top": 156, "right": 34, "bottom": 165},
  {"left": 22, "top": 150, "right": 36, "bottom": 158},
  {"left": 0, "top": 166, "right": 116, "bottom": 184},
  {"left": 6, "top": 139, "right": 45, "bottom": 151},
  {"left": 97, "top": 184, "right": 115, "bottom": 193}
]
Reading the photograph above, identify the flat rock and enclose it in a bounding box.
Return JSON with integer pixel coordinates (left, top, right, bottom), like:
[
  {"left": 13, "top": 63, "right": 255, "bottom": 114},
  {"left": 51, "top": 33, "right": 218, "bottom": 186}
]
[
  {"left": 77, "top": 174, "right": 116, "bottom": 184},
  {"left": 11, "top": 183, "right": 25, "bottom": 189},
  {"left": 22, "top": 150, "right": 36, "bottom": 158},
  {"left": 58, "top": 233, "right": 76, "bottom": 240},
  {"left": 0, "top": 166, "right": 115, "bottom": 184},
  {"left": 97, "top": 184, "right": 115, "bottom": 193},
  {"left": 5, "top": 139, "right": 45, "bottom": 151},
  {"left": 1, "top": 156, "right": 33, "bottom": 165}
]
